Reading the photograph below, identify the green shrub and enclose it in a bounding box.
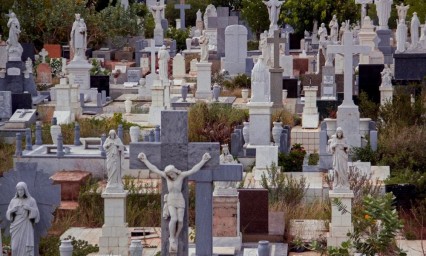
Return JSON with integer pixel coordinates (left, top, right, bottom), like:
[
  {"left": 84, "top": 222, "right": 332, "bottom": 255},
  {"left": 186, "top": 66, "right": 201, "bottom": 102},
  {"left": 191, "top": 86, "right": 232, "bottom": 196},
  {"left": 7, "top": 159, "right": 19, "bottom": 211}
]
[
  {"left": 166, "top": 27, "right": 190, "bottom": 52},
  {"left": 260, "top": 163, "right": 308, "bottom": 206},
  {"left": 279, "top": 144, "right": 306, "bottom": 172},
  {"left": 247, "top": 40, "right": 259, "bottom": 51},
  {"left": 221, "top": 74, "right": 251, "bottom": 90},
  {"left": 39, "top": 235, "right": 99, "bottom": 256},
  {"left": 308, "top": 153, "right": 319, "bottom": 165}
]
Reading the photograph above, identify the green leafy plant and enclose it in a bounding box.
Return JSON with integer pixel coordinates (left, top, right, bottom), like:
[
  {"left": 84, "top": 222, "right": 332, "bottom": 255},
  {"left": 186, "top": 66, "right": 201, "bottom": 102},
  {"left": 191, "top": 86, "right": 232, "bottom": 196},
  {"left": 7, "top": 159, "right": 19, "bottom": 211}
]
[
  {"left": 260, "top": 163, "right": 308, "bottom": 206},
  {"left": 166, "top": 27, "right": 190, "bottom": 52},
  {"left": 279, "top": 143, "right": 306, "bottom": 172},
  {"left": 90, "top": 59, "right": 110, "bottom": 76},
  {"left": 308, "top": 153, "right": 319, "bottom": 165},
  {"left": 331, "top": 194, "right": 406, "bottom": 256}
]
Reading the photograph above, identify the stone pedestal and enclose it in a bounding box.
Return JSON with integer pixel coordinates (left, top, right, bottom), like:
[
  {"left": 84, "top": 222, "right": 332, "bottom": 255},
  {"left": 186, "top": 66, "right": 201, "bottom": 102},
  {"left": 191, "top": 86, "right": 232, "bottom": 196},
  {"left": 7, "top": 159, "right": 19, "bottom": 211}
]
[
  {"left": 321, "top": 66, "right": 337, "bottom": 99},
  {"left": 154, "top": 27, "right": 164, "bottom": 46},
  {"left": 67, "top": 60, "right": 98, "bottom": 101},
  {"left": 359, "top": 22, "right": 384, "bottom": 64},
  {"left": 337, "top": 104, "right": 361, "bottom": 148},
  {"left": 376, "top": 29, "right": 393, "bottom": 65},
  {"left": 252, "top": 145, "right": 279, "bottom": 181},
  {"left": 54, "top": 80, "right": 81, "bottom": 124},
  {"left": 195, "top": 62, "right": 212, "bottom": 99},
  {"left": 379, "top": 86, "right": 393, "bottom": 106},
  {"left": 99, "top": 191, "right": 129, "bottom": 256},
  {"left": 327, "top": 190, "right": 354, "bottom": 247},
  {"left": 247, "top": 101, "right": 273, "bottom": 145},
  {"left": 302, "top": 86, "right": 319, "bottom": 129},
  {"left": 148, "top": 79, "right": 165, "bottom": 125},
  {"left": 270, "top": 68, "right": 284, "bottom": 109},
  {"left": 213, "top": 195, "right": 240, "bottom": 237}
]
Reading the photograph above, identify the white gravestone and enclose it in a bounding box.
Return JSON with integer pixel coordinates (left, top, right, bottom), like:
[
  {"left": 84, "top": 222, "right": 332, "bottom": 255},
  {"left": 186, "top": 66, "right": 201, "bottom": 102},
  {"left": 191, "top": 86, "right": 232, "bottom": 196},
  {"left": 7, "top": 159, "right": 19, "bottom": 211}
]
[
  {"left": 302, "top": 86, "right": 319, "bottom": 129},
  {"left": 172, "top": 53, "right": 185, "bottom": 79},
  {"left": 223, "top": 25, "right": 248, "bottom": 76}
]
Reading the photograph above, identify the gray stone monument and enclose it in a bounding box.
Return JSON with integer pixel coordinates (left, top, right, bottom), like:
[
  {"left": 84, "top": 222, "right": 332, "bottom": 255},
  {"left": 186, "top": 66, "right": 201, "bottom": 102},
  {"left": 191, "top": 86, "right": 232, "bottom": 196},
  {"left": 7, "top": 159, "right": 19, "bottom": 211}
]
[
  {"left": 267, "top": 30, "right": 286, "bottom": 108},
  {"left": 174, "top": 3, "right": 191, "bottom": 30},
  {"left": 129, "top": 111, "right": 242, "bottom": 256}
]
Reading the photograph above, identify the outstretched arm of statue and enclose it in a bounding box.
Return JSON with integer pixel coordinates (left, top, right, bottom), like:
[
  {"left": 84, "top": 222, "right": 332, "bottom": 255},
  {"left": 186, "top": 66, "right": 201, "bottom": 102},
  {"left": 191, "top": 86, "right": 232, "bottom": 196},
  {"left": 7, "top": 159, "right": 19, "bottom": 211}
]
[
  {"left": 138, "top": 152, "right": 167, "bottom": 178},
  {"left": 183, "top": 153, "right": 211, "bottom": 177}
]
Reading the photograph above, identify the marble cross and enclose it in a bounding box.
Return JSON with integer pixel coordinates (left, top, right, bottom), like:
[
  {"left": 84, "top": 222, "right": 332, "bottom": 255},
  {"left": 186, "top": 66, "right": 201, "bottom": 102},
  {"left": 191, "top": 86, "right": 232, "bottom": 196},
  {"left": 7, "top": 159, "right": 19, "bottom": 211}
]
[
  {"left": 39, "top": 48, "right": 48, "bottom": 64},
  {"left": 130, "top": 111, "right": 242, "bottom": 256},
  {"left": 267, "top": 30, "right": 286, "bottom": 69},
  {"left": 174, "top": 3, "right": 191, "bottom": 30},
  {"left": 327, "top": 30, "right": 371, "bottom": 106},
  {"left": 144, "top": 39, "right": 157, "bottom": 73}
]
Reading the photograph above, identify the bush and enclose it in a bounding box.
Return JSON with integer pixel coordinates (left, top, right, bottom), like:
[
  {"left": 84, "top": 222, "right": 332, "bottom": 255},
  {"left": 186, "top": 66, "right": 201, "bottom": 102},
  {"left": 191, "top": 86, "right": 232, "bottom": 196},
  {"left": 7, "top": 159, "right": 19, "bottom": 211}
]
[
  {"left": 260, "top": 163, "right": 308, "bottom": 206},
  {"left": 247, "top": 40, "right": 259, "bottom": 51},
  {"left": 221, "top": 74, "right": 251, "bottom": 90},
  {"left": 166, "top": 27, "right": 190, "bottom": 52},
  {"left": 279, "top": 144, "right": 306, "bottom": 172},
  {"left": 39, "top": 235, "right": 99, "bottom": 256},
  {"left": 188, "top": 102, "right": 248, "bottom": 144}
]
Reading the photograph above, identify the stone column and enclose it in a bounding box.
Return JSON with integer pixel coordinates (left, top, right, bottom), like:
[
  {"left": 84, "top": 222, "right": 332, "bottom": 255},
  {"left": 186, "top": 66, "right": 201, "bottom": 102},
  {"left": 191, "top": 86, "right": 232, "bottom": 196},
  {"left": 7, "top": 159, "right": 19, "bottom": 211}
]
[
  {"left": 379, "top": 86, "right": 393, "bottom": 105},
  {"left": 327, "top": 191, "right": 354, "bottom": 247},
  {"left": 99, "top": 191, "right": 129, "bottom": 255},
  {"left": 302, "top": 86, "right": 319, "bottom": 128},
  {"left": 195, "top": 62, "right": 212, "bottom": 99}
]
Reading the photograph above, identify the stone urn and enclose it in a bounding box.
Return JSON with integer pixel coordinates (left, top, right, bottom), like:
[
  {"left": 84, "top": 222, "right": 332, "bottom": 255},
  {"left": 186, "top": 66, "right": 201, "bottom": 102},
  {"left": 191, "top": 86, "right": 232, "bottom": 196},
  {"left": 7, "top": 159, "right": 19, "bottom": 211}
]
[
  {"left": 139, "top": 78, "right": 146, "bottom": 87},
  {"left": 181, "top": 85, "right": 188, "bottom": 102},
  {"left": 129, "top": 240, "right": 143, "bottom": 256},
  {"left": 129, "top": 126, "right": 141, "bottom": 143},
  {"left": 59, "top": 239, "right": 73, "bottom": 256},
  {"left": 241, "top": 88, "right": 250, "bottom": 103},
  {"left": 242, "top": 121, "right": 250, "bottom": 148},
  {"left": 212, "top": 83, "right": 221, "bottom": 102},
  {"left": 125, "top": 97, "right": 132, "bottom": 115},
  {"left": 257, "top": 240, "right": 270, "bottom": 256},
  {"left": 50, "top": 125, "right": 62, "bottom": 145},
  {"left": 272, "top": 121, "right": 283, "bottom": 146}
]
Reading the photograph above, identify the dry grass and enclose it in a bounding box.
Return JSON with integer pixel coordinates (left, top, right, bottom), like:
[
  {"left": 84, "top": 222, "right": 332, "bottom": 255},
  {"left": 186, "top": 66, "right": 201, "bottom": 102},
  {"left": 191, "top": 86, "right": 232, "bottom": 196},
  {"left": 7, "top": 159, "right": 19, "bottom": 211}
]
[
  {"left": 221, "top": 88, "right": 242, "bottom": 98},
  {"left": 0, "top": 140, "right": 15, "bottom": 175}
]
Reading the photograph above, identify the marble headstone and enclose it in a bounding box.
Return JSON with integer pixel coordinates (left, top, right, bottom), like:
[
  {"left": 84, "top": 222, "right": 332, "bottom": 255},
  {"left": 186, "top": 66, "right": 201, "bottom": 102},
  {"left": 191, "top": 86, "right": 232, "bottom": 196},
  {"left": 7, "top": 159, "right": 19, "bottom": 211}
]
[{"left": 224, "top": 25, "right": 248, "bottom": 75}]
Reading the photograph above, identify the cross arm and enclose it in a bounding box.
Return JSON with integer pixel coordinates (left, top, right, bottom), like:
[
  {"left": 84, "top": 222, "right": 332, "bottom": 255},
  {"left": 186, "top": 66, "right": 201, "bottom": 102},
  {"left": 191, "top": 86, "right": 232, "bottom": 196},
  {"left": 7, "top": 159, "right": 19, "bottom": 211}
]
[
  {"left": 182, "top": 153, "right": 212, "bottom": 178},
  {"left": 326, "top": 45, "right": 344, "bottom": 54},
  {"left": 353, "top": 45, "right": 372, "bottom": 55},
  {"left": 138, "top": 152, "right": 167, "bottom": 179}
]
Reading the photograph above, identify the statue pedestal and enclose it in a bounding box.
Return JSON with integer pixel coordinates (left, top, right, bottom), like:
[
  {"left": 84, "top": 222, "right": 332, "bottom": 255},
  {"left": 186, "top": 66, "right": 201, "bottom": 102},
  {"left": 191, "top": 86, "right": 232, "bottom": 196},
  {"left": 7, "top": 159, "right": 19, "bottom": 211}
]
[
  {"left": 379, "top": 86, "right": 393, "bottom": 106},
  {"left": 247, "top": 101, "right": 273, "bottom": 146},
  {"left": 154, "top": 27, "right": 164, "bottom": 46},
  {"left": 67, "top": 60, "right": 98, "bottom": 101},
  {"left": 327, "top": 190, "right": 354, "bottom": 247},
  {"left": 195, "top": 62, "right": 212, "bottom": 99},
  {"left": 99, "top": 191, "right": 129, "bottom": 256}
]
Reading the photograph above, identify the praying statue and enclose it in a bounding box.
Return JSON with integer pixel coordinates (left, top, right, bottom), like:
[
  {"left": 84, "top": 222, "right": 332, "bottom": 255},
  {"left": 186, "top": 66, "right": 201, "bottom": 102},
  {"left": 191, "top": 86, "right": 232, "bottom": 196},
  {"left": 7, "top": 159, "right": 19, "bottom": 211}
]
[
  {"left": 251, "top": 56, "right": 270, "bottom": 102},
  {"left": 263, "top": 0, "right": 284, "bottom": 31},
  {"left": 380, "top": 65, "right": 393, "bottom": 87},
  {"left": 318, "top": 23, "right": 328, "bottom": 43},
  {"left": 103, "top": 130, "right": 125, "bottom": 192},
  {"left": 396, "top": 19, "right": 408, "bottom": 53},
  {"left": 410, "top": 12, "right": 421, "bottom": 49},
  {"left": 396, "top": 3, "right": 409, "bottom": 21},
  {"left": 7, "top": 182, "right": 40, "bottom": 256},
  {"left": 375, "top": 0, "right": 393, "bottom": 30},
  {"left": 70, "top": 14, "right": 87, "bottom": 61},
  {"left": 328, "top": 127, "right": 349, "bottom": 191},
  {"left": 199, "top": 31, "right": 209, "bottom": 62},
  {"left": 329, "top": 15, "right": 339, "bottom": 42},
  {"left": 137, "top": 152, "right": 211, "bottom": 253},
  {"left": 158, "top": 45, "right": 170, "bottom": 82},
  {"left": 6, "top": 11, "right": 23, "bottom": 60}
]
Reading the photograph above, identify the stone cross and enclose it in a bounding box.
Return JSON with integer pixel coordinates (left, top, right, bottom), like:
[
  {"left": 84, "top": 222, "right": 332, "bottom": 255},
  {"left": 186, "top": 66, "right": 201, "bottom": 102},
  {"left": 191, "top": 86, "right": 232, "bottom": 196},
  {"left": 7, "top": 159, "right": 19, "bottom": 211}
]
[
  {"left": 144, "top": 39, "right": 157, "bottom": 74},
  {"left": 174, "top": 3, "right": 191, "bottom": 30},
  {"left": 39, "top": 48, "right": 48, "bottom": 64},
  {"left": 207, "top": 7, "right": 239, "bottom": 57},
  {"left": 311, "top": 59, "right": 317, "bottom": 73},
  {"left": 130, "top": 111, "right": 242, "bottom": 256},
  {"left": 282, "top": 24, "right": 294, "bottom": 55},
  {"left": 327, "top": 29, "right": 371, "bottom": 106},
  {"left": 267, "top": 30, "right": 286, "bottom": 69},
  {"left": 355, "top": 0, "right": 373, "bottom": 26}
]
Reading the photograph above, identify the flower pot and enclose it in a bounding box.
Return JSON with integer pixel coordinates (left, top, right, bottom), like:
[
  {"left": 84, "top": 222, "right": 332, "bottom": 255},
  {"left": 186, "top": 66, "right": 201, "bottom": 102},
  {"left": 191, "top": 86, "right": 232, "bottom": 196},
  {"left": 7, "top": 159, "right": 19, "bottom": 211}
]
[
  {"left": 129, "top": 240, "right": 143, "bottom": 256},
  {"left": 272, "top": 121, "right": 283, "bottom": 146},
  {"left": 241, "top": 88, "right": 250, "bottom": 103},
  {"left": 125, "top": 97, "right": 132, "bottom": 115},
  {"left": 181, "top": 85, "right": 188, "bottom": 102},
  {"left": 242, "top": 122, "right": 249, "bottom": 147},
  {"left": 212, "top": 84, "right": 221, "bottom": 102},
  {"left": 59, "top": 239, "right": 73, "bottom": 256},
  {"left": 257, "top": 240, "right": 270, "bottom": 256}
]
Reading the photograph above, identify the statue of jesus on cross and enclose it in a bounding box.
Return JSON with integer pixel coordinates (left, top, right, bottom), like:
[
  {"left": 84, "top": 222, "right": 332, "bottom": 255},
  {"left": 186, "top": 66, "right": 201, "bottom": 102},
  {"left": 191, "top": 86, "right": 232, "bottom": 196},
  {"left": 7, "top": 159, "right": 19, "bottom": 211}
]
[{"left": 138, "top": 152, "right": 211, "bottom": 253}]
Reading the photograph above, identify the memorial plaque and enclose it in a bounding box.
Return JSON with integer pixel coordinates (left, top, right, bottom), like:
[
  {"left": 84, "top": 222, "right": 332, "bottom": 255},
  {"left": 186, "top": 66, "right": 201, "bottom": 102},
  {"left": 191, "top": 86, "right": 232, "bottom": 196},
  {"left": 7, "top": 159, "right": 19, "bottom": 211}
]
[
  {"left": 127, "top": 69, "right": 141, "bottom": 83},
  {"left": 7, "top": 67, "right": 20, "bottom": 76},
  {"left": 323, "top": 75, "right": 334, "bottom": 85},
  {"left": 323, "top": 86, "right": 334, "bottom": 95}
]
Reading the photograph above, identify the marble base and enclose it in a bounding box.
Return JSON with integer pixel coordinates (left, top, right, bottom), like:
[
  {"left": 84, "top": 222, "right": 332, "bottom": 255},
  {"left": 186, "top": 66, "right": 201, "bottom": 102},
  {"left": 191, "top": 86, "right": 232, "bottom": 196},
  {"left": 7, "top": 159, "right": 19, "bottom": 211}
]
[
  {"left": 195, "top": 62, "right": 212, "bottom": 99},
  {"left": 327, "top": 190, "right": 354, "bottom": 247},
  {"left": 379, "top": 86, "right": 393, "bottom": 105},
  {"left": 99, "top": 191, "right": 129, "bottom": 256},
  {"left": 247, "top": 101, "right": 273, "bottom": 146}
]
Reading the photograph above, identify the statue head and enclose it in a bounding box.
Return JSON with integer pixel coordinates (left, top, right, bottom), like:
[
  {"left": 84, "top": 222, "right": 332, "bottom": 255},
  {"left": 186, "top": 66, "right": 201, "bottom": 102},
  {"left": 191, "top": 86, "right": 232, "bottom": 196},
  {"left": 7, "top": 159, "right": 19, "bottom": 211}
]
[
  {"left": 109, "top": 130, "right": 117, "bottom": 139},
  {"left": 15, "top": 182, "right": 30, "bottom": 198},
  {"left": 221, "top": 144, "right": 230, "bottom": 155},
  {"left": 75, "top": 13, "right": 81, "bottom": 20},
  {"left": 165, "top": 165, "right": 181, "bottom": 180},
  {"left": 321, "top": 23, "right": 325, "bottom": 28},
  {"left": 161, "top": 45, "right": 166, "bottom": 50},
  {"left": 336, "top": 127, "right": 344, "bottom": 139}
]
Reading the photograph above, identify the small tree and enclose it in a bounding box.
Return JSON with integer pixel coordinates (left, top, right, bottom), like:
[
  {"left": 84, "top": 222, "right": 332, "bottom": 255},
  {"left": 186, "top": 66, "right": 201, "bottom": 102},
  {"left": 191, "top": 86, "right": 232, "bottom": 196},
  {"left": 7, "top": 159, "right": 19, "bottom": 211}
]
[{"left": 241, "top": 0, "right": 269, "bottom": 40}]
